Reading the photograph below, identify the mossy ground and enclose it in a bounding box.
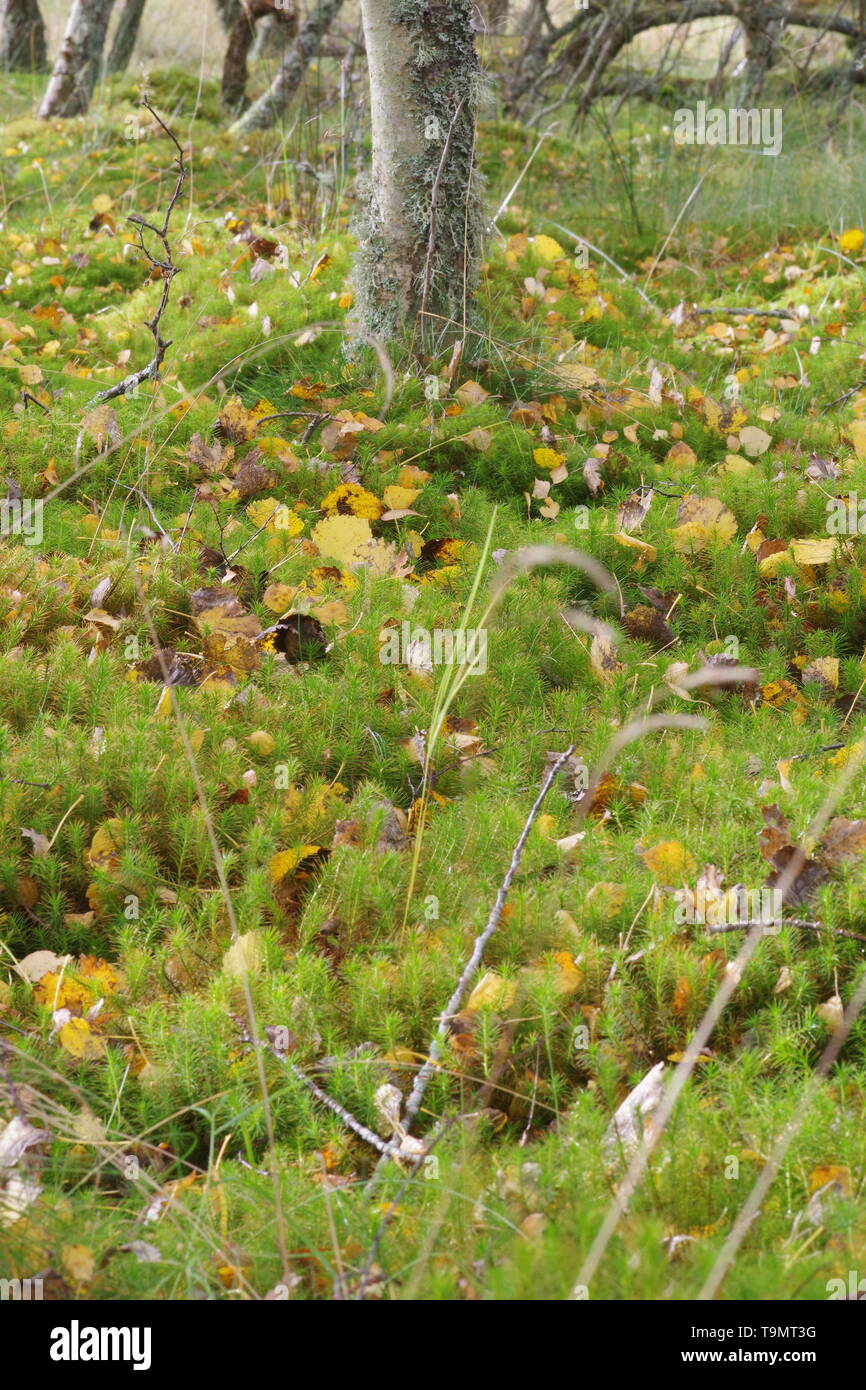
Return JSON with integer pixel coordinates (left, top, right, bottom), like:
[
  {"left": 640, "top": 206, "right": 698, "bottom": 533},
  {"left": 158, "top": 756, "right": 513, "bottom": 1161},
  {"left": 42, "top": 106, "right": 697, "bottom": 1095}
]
[{"left": 1, "top": 68, "right": 866, "bottom": 1301}]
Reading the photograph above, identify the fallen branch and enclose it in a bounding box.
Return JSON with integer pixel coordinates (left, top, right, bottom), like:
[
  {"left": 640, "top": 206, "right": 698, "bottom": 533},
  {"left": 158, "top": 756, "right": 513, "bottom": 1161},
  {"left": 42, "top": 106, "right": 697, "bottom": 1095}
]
[
  {"left": 706, "top": 919, "right": 866, "bottom": 946},
  {"left": 822, "top": 379, "right": 866, "bottom": 413},
  {"left": 373, "top": 744, "right": 576, "bottom": 1175},
  {"left": 87, "top": 100, "right": 186, "bottom": 407},
  {"left": 231, "top": 1014, "right": 388, "bottom": 1155},
  {"left": 695, "top": 305, "right": 804, "bottom": 322}
]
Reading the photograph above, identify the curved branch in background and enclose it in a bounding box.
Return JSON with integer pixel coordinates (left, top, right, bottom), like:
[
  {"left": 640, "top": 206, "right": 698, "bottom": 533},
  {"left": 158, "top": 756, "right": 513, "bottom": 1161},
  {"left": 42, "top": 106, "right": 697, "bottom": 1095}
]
[
  {"left": 222, "top": 0, "right": 296, "bottom": 111},
  {"left": 107, "top": 0, "right": 147, "bottom": 74},
  {"left": 0, "top": 0, "right": 47, "bottom": 71},
  {"left": 38, "top": 0, "right": 116, "bottom": 118},
  {"left": 509, "top": 1, "right": 866, "bottom": 121},
  {"left": 229, "top": 0, "right": 345, "bottom": 134}
]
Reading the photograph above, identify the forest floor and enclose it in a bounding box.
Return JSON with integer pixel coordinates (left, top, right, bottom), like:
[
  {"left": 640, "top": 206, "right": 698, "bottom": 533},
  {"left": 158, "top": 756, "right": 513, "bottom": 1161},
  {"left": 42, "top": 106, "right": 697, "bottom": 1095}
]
[{"left": 2, "top": 67, "right": 866, "bottom": 1300}]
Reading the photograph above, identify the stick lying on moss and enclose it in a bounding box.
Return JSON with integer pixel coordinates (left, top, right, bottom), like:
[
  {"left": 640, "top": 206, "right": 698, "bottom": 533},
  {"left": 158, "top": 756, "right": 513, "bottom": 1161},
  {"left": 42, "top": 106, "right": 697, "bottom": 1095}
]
[{"left": 373, "top": 743, "right": 577, "bottom": 1177}]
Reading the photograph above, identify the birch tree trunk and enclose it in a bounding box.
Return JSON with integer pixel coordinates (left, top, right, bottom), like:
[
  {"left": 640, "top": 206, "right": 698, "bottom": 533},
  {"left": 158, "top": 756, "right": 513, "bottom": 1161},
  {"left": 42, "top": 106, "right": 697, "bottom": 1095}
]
[
  {"left": 38, "top": 0, "right": 116, "bottom": 117},
  {"left": 0, "top": 0, "right": 47, "bottom": 70},
  {"left": 355, "top": 0, "right": 482, "bottom": 346},
  {"left": 107, "top": 0, "right": 147, "bottom": 73}
]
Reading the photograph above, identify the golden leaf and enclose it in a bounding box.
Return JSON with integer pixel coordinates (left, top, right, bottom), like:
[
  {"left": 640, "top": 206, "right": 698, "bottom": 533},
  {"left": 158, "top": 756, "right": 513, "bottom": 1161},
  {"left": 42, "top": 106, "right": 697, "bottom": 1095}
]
[
  {"left": 59, "top": 1018, "right": 107, "bottom": 1061},
  {"left": 311, "top": 514, "right": 373, "bottom": 568},
  {"left": 466, "top": 971, "right": 517, "bottom": 1012},
  {"left": 638, "top": 840, "right": 697, "bottom": 883},
  {"left": 672, "top": 495, "right": 737, "bottom": 552}
]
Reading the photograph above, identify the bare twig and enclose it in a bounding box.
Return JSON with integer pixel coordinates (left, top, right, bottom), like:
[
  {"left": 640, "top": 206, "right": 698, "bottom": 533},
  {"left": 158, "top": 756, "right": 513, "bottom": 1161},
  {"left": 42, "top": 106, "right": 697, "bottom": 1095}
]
[
  {"left": 231, "top": 1015, "right": 388, "bottom": 1155},
  {"left": 87, "top": 101, "right": 186, "bottom": 407},
  {"left": 373, "top": 744, "right": 576, "bottom": 1177},
  {"left": 120, "top": 484, "right": 169, "bottom": 537},
  {"left": 699, "top": 964, "right": 866, "bottom": 1299},
  {"left": 822, "top": 379, "right": 866, "bottom": 413}
]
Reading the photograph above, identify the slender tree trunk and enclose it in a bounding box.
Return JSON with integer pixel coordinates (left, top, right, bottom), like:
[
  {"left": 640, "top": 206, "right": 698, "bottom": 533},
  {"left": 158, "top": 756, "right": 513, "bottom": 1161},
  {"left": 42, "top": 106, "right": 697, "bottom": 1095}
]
[
  {"left": 38, "top": 0, "right": 116, "bottom": 117},
  {"left": 0, "top": 0, "right": 47, "bottom": 70},
  {"left": 222, "top": 0, "right": 294, "bottom": 111},
  {"left": 107, "top": 0, "right": 147, "bottom": 72},
  {"left": 229, "top": 0, "right": 341, "bottom": 134},
  {"left": 354, "top": 0, "right": 482, "bottom": 346},
  {"left": 731, "top": 0, "right": 783, "bottom": 104}
]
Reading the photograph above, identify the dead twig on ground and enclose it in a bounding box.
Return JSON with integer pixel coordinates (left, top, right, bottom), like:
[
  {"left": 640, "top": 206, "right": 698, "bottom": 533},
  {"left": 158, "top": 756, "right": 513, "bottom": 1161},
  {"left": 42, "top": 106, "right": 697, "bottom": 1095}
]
[
  {"left": 372, "top": 744, "right": 576, "bottom": 1178},
  {"left": 231, "top": 1015, "right": 388, "bottom": 1155},
  {"left": 706, "top": 919, "right": 866, "bottom": 946}
]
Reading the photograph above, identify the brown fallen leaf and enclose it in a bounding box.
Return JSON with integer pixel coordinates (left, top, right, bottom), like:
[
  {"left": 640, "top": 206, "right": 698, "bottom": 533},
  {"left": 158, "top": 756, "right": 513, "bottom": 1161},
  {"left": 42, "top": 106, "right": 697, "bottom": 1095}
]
[
  {"left": 759, "top": 805, "right": 828, "bottom": 906},
  {"left": 624, "top": 604, "right": 675, "bottom": 650},
  {"left": 819, "top": 817, "right": 866, "bottom": 869}
]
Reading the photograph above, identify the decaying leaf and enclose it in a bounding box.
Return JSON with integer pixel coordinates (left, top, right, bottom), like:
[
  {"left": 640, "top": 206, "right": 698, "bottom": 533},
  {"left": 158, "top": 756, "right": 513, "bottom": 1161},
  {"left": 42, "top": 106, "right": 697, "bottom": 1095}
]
[
  {"left": 590, "top": 628, "right": 622, "bottom": 684},
  {"left": 672, "top": 495, "right": 737, "bottom": 552},
  {"left": 604, "top": 1061, "right": 666, "bottom": 1160}
]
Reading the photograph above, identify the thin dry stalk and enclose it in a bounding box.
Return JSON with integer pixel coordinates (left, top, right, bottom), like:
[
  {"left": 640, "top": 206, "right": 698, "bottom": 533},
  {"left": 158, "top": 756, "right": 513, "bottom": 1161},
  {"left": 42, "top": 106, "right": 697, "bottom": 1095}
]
[{"left": 698, "top": 964, "right": 866, "bottom": 1299}]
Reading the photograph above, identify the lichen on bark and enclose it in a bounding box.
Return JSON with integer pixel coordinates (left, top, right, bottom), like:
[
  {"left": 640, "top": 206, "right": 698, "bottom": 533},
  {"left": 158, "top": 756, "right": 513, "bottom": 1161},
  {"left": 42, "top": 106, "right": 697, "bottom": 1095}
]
[{"left": 354, "top": 0, "right": 484, "bottom": 349}]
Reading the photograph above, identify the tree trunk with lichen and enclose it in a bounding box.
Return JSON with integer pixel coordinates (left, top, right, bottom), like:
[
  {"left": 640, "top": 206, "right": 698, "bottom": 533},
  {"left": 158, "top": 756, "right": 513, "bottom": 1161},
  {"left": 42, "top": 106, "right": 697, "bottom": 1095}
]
[
  {"left": 38, "top": 0, "right": 116, "bottom": 117},
  {"left": 107, "top": 0, "right": 147, "bottom": 73},
  {"left": 0, "top": 0, "right": 47, "bottom": 70},
  {"left": 355, "top": 0, "right": 481, "bottom": 347}
]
